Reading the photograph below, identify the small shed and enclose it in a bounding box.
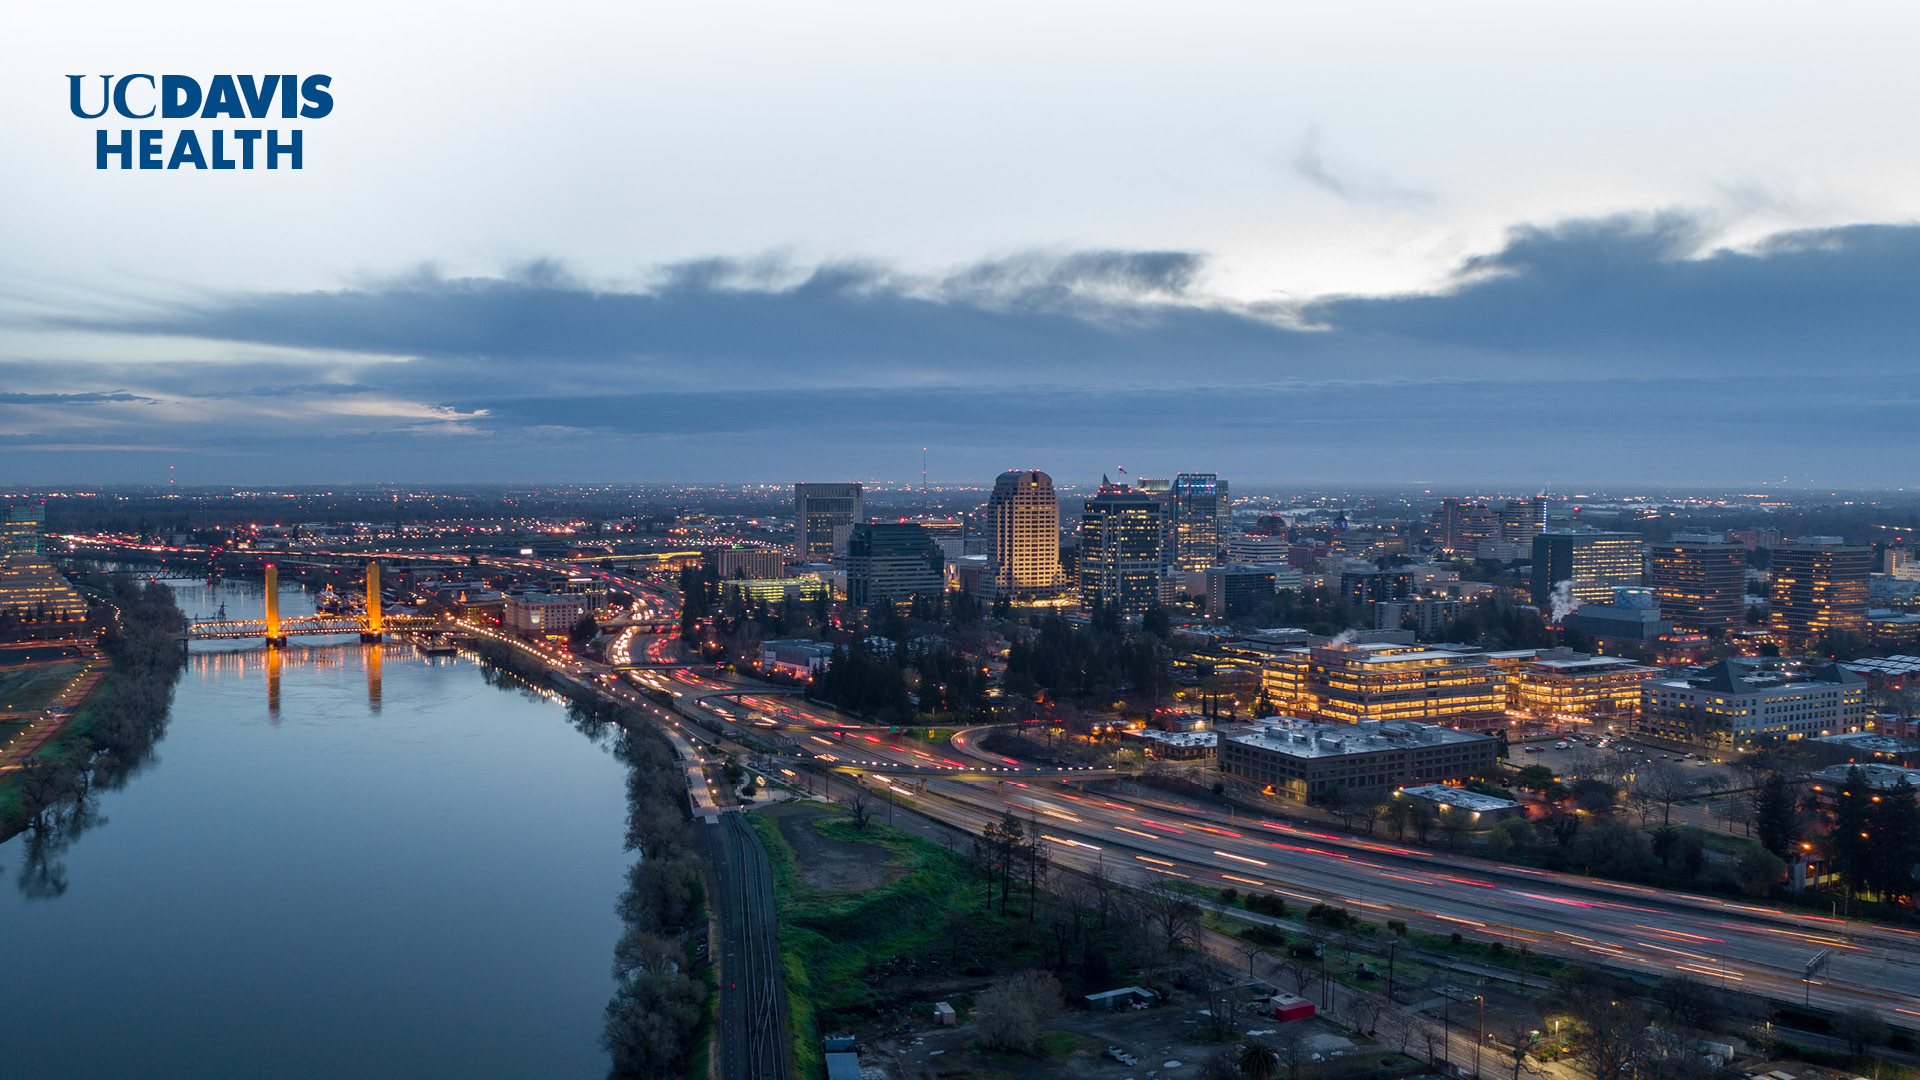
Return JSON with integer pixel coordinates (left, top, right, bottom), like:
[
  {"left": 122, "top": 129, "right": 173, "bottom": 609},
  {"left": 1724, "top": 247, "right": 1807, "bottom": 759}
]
[
  {"left": 1268, "top": 994, "right": 1316, "bottom": 1022},
  {"left": 1083, "top": 986, "right": 1158, "bottom": 1011},
  {"left": 825, "top": 1052, "right": 861, "bottom": 1080},
  {"left": 932, "top": 1001, "right": 956, "bottom": 1026},
  {"left": 821, "top": 1035, "right": 856, "bottom": 1053}
]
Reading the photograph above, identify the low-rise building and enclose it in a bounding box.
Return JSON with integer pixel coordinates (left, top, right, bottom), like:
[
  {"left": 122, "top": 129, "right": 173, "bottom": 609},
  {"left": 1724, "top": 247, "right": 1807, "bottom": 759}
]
[
  {"left": 1807, "top": 763, "right": 1920, "bottom": 804},
  {"left": 1218, "top": 717, "right": 1498, "bottom": 800},
  {"left": 504, "top": 592, "right": 589, "bottom": 639},
  {"left": 1258, "top": 641, "right": 1507, "bottom": 731},
  {"left": 1396, "top": 784, "right": 1523, "bottom": 823},
  {"left": 1509, "top": 654, "right": 1661, "bottom": 725},
  {"left": 706, "top": 546, "right": 786, "bottom": 580},
  {"left": 1640, "top": 657, "right": 1867, "bottom": 744},
  {"left": 760, "top": 639, "right": 836, "bottom": 680},
  {"left": 1122, "top": 728, "right": 1216, "bottom": 760},
  {"left": 721, "top": 574, "right": 829, "bottom": 605}
]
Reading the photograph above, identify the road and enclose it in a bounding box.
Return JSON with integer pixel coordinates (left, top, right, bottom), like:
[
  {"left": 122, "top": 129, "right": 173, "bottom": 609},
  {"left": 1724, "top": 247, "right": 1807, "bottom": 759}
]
[
  {"left": 619, "top": 664, "right": 1920, "bottom": 1032},
  {"left": 0, "top": 639, "right": 107, "bottom": 773}
]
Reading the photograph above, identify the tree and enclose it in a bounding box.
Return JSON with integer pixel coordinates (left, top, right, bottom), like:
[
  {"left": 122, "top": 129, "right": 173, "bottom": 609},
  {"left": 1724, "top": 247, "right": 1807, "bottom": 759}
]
[
  {"left": 1735, "top": 848, "right": 1786, "bottom": 898},
  {"left": 1829, "top": 766, "right": 1875, "bottom": 895},
  {"left": 974, "top": 970, "right": 1062, "bottom": 1053},
  {"left": 1236, "top": 1037, "right": 1280, "bottom": 1080},
  {"left": 1754, "top": 773, "right": 1799, "bottom": 858},
  {"left": 1866, "top": 777, "right": 1920, "bottom": 903},
  {"left": 1833, "top": 1004, "right": 1889, "bottom": 1059},
  {"left": 1439, "top": 806, "right": 1475, "bottom": 848},
  {"left": 1141, "top": 882, "right": 1202, "bottom": 953},
  {"left": 1514, "top": 763, "right": 1557, "bottom": 790}
]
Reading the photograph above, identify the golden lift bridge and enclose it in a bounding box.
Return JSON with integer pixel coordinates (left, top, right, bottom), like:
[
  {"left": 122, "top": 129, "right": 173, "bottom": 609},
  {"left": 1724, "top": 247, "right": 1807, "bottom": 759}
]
[{"left": 185, "top": 562, "right": 437, "bottom": 644}]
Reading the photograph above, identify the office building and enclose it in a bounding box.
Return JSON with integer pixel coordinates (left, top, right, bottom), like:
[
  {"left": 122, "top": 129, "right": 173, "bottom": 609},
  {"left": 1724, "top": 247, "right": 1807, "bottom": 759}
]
[
  {"left": 1204, "top": 564, "right": 1276, "bottom": 619},
  {"left": 793, "top": 483, "right": 864, "bottom": 561},
  {"left": 2, "top": 501, "right": 46, "bottom": 556},
  {"left": 1339, "top": 567, "right": 1413, "bottom": 605},
  {"left": 1079, "top": 478, "right": 1165, "bottom": 618},
  {"left": 706, "top": 546, "right": 786, "bottom": 580},
  {"left": 1769, "top": 537, "right": 1871, "bottom": 645},
  {"left": 1223, "top": 534, "right": 1288, "bottom": 564},
  {"left": 1170, "top": 473, "right": 1221, "bottom": 572},
  {"left": 1373, "top": 598, "right": 1463, "bottom": 637},
  {"left": 1258, "top": 641, "right": 1507, "bottom": 730},
  {"left": 1498, "top": 496, "right": 1548, "bottom": 543},
  {"left": 1509, "top": 655, "right": 1660, "bottom": 724},
  {"left": 1530, "top": 530, "right": 1645, "bottom": 608},
  {"left": 1219, "top": 717, "right": 1497, "bottom": 801},
  {"left": 504, "top": 592, "right": 589, "bottom": 640},
  {"left": 845, "top": 522, "right": 945, "bottom": 608},
  {"left": 1216, "top": 479, "right": 1232, "bottom": 538},
  {"left": 721, "top": 575, "right": 829, "bottom": 605},
  {"left": 1649, "top": 533, "right": 1746, "bottom": 634},
  {"left": 982, "top": 470, "right": 1064, "bottom": 600},
  {"left": 1432, "top": 498, "right": 1500, "bottom": 554},
  {"left": 0, "top": 501, "right": 87, "bottom": 622},
  {"left": 1640, "top": 657, "right": 1866, "bottom": 743},
  {"left": 1562, "top": 586, "right": 1671, "bottom": 643}
]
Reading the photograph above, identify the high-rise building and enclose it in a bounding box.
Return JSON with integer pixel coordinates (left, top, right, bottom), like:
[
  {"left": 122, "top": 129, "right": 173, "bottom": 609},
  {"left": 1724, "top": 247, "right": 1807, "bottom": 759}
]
[
  {"left": 2, "top": 501, "right": 45, "bottom": 556},
  {"left": 0, "top": 501, "right": 87, "bottom": 622},
  {"left": 1432, "top": 498, "right": 1500, "bottom": 554},
  {"left": 1216, "top": 479, "right": 1232, "bottom": 538},
  {"left": 983, "top": 470, "right": 1064, "bottom": 600},
  {"left": 1170, "top": 473, "right": 1221, "bottom": 572},
  {"left": 1769, "top": 538, "right": 1871, "bottom": 644},
  {"left": 1079, "top": 478, "right": 1165, "bottom": 618},
  {"left": 1204, "top": 564, "right": 1274, "bottom": 618},
  {"left": 793, "top": 483, "right": 863, "bottom": 561},
  {"left": 845, "top": 522, "right": 945, "bottom": 608},
  {"left": 1498, "top": 496, "right": 1548, "bottom": 543},
  {"left": 1649, "top": 533, "right": 1746, "bottom": 634},
  {"left": 1531, "top": 530, "right": 1645, "bottom": 608}
]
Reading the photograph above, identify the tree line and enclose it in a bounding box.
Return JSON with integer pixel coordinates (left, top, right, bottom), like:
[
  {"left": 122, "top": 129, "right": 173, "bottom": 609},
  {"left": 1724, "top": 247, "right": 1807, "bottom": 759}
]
[{"left": 5, "top": 571, "right": 187, "bottom": 893}]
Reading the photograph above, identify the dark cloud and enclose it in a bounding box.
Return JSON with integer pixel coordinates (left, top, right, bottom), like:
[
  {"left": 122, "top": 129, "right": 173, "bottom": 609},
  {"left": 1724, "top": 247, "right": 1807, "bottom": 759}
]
[
  {"left": 8, "top": 213, "right": 1920, "bottom": 483},
  {"left": 0, "top": 391, "right": 154, "bottom": 404}
]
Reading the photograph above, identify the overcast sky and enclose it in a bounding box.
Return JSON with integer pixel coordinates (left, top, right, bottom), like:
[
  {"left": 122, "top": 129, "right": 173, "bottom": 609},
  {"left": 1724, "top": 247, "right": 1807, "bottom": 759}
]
[{"left": 3, "top": 1, "right": 1918, "bottom": 488}]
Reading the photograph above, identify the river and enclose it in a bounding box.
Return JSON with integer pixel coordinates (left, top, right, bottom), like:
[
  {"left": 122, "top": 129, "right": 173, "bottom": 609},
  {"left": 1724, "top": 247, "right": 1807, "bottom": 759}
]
[{"left": 0, "top": 575, "right": 630, "bottom": 1078}]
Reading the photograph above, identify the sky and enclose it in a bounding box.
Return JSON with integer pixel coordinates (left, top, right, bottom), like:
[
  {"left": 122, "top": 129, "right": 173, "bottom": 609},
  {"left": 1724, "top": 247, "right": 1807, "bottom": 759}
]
[{"left": 2, "top": 1, "right": 1918, "bottom": 488}]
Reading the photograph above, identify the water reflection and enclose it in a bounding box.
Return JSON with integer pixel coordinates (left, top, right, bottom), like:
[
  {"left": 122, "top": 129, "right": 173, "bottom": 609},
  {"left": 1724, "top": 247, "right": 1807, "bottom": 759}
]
[{"left": 0, "top": 574, "right": 631, "bottom": 1079}]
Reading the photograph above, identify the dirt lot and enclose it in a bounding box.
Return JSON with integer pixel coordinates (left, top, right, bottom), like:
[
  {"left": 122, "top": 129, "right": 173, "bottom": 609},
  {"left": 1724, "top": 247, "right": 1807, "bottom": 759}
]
[{"left": 764, "top": 802, "right": 904, "bottom": 893}]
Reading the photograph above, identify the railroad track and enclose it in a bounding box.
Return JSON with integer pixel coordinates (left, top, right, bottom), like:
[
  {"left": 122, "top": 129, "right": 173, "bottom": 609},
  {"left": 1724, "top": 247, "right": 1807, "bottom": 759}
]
[{"left": 722, "top": 810, "right": 790, "bottom": 1080}]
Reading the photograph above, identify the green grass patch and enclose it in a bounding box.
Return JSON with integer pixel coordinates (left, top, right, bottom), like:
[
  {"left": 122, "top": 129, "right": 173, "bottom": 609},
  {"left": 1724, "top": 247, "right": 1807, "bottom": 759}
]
[
  {"left": 1032, "top": 1030, "right": 1098, "bottom": 1059},
  {"left": 752, "top": 806, "right": 1081, "bottom": 1045},
  {"left": 1675, "top": 824, "right": 1766, "bottom": 859},
  {"left": 0, "top": 660, "right": 85, "bottom": 713}
]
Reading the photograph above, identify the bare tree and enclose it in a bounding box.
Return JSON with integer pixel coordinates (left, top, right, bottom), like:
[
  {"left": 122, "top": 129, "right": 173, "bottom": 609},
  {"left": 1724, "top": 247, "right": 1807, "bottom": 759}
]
[
  {"left": 1141, "top": 882, "right": 1203, "bottom": 953},
  {"left": 1345, "top": 991, "right": 1384, "bottom": 1037},
  {"left": 1490, "top": 1007, "right": 1541, "bottom": 1080},
  {"left": 974, "top": 970, "right": 1062, "bottom": 1053},
  {"left": 848, "top": 787, "right": 871, "bottom": 828},
  {"left": 1634, "top": 761, "right": 1694, "bottom": 827}
]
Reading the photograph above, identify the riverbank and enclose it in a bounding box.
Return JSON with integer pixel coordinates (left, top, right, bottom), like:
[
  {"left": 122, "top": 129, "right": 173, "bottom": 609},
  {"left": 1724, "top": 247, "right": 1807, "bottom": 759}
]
[{"left": 0, "top": 573, "right": 184, "bottom": 843}]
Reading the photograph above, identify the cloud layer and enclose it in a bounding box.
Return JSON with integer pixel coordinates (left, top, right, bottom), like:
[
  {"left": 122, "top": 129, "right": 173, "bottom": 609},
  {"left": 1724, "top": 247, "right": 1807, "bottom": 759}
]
[{"left": 4, "top": 212, "right": 1917, "bottom": 486}]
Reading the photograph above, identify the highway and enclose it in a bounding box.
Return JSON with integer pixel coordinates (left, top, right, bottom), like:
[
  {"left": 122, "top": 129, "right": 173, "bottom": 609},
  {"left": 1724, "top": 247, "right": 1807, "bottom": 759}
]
[
  {"left": 620, "top": 659, "right": 1920, "bottom": 1031},
  {"left": 126, "top": 540, "right": 1920, "bottom": 1034}
]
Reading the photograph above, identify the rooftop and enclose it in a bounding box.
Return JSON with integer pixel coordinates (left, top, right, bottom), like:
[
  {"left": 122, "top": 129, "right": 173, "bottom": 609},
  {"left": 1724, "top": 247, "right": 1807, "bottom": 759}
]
[
  {"left": 1808, "top": 763, "right": 1920, "bottom": 790},
  {"left": 1809, "top": 732, "right": 1920, "bottom": 755},
  {"left": 1226, "top": 717, "right": 1491, "bottom": 759},
  {"left": 1399, "top": 785, "right": 1520, "bottom": 813}
]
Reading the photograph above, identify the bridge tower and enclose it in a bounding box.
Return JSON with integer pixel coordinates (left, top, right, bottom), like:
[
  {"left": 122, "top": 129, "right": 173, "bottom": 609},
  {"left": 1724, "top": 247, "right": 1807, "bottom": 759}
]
[
  {"left": 264, "top": 563, "right": 288, "bottom": 647},
  {"left": 360, "top": 561, "right": 383, "bottom": 643}
]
